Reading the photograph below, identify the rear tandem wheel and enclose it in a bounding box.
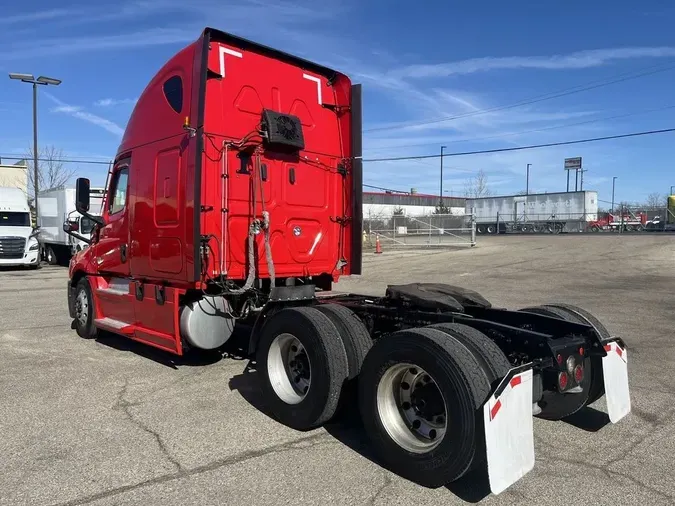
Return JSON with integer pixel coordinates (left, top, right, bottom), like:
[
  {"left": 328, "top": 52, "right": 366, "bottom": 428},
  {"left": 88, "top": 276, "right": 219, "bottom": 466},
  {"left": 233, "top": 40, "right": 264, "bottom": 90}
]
[
  {"left": 358, "top": 327, "right": 492, "bottom": 488},
  {"left": 518, "top": 304, "right": 606, "bottom": 420},
  {"left": 255, "top": 306, "right": 349, "bottom": 431}
]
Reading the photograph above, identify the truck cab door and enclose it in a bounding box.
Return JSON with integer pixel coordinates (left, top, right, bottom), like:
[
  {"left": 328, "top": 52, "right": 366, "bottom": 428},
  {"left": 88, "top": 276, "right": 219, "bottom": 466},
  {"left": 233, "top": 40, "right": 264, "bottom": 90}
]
[{"left": 96, "top": 163, "right": 131, "bottom": 276}]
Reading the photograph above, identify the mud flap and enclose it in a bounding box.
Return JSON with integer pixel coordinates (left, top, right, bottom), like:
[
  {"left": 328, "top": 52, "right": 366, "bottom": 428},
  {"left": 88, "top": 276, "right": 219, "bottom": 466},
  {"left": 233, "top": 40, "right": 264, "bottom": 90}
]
[
  {"left": 602, "top": 341, "right": 630, "bottom": 423},
  {"left": 482, "top": 366, "right": 535, "bottom": 495}
]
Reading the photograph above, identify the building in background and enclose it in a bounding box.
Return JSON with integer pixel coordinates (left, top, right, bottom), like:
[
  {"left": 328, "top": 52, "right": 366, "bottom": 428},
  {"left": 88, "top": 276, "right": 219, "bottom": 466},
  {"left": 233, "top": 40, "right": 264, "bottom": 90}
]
[
  {"left": 363, "top": 191, "right": 466, "bottom": 222},
  {"left": 0, "top": 160, "right": 29, "bottom": 195}
]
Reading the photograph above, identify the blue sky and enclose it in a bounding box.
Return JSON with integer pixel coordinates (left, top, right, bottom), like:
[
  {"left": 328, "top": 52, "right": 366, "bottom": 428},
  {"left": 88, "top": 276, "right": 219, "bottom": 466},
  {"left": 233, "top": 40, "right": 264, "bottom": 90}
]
[{"left": 1, "top": 1, "right": 674, "bottom": 207}]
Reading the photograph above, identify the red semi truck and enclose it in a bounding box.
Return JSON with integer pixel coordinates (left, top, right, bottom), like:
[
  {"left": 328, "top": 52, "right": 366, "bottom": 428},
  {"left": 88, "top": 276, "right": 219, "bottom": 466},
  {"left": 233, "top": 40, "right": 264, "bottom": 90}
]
[{"left": 64, "top": 27, "right": 631, "bottom": 495}]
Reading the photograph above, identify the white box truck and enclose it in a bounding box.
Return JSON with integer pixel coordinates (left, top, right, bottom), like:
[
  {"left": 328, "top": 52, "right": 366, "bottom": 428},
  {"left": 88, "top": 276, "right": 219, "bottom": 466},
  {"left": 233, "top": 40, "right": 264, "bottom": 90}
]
[
  {"left": 0, "top": 186, "right": 40, "bottom": 269},
  {"left": 37, "top": 186, "right": 105, "bottom": 265}
]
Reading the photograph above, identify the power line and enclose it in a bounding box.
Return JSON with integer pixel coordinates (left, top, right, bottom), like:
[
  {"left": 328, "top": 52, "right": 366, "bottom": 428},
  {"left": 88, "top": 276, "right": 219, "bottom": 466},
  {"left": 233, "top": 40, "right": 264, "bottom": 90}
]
[
  {"left": 363, "top": 126, "right": 675, "bottom": 163},
  {"left": 364, "top": 61, "right": 675, "bottom": 133},
  {"left": 364, "top": 103, "right": 675, "bottom": 152},
  {"left": 0, "top": 155, "right": 112, "bottom": 165}
]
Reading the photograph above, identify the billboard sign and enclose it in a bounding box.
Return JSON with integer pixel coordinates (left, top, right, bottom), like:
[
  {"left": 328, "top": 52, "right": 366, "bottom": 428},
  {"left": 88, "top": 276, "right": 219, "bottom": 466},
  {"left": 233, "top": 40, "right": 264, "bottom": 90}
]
[{"left": 564, "top": 157, "right": 582, "bottom": 170}]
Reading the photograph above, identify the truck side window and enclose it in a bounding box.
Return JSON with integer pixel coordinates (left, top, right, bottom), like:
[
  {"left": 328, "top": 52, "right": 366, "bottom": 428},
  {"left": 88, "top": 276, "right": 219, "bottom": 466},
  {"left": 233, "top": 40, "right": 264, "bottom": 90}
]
[
  {"left": 163, "top": 75, "right": 183, "bottom": 113},
  {"left": 109, "top": 167, "right": 129, "bottom": 215}
]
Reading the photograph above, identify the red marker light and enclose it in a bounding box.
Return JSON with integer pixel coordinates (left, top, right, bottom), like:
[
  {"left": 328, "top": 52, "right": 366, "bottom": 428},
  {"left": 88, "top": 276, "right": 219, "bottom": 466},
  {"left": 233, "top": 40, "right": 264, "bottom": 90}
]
[
  {"left": 557, "top": 354, "right": 563, "bottom": 365},
  {"left": 574, "top": 365, "right": 584, "bottom": 383},
  {"left": 558, "top": 372, "right": 568, "bottom": 390},
  {"left": 579, "top": 347, "right": 584, "bottom": 356}
]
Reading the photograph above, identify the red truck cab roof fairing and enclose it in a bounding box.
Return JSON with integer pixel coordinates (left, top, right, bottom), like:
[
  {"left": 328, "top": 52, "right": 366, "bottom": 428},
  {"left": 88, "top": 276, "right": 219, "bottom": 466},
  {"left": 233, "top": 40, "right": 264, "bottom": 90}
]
[{"left": 114, "top": 28, "right": 362, "bottom": 287}]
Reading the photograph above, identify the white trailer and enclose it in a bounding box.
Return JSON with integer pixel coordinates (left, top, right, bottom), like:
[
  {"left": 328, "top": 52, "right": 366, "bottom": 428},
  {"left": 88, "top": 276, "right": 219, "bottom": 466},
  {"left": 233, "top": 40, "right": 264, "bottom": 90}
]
[
  {"left": 0, "top": 186, "right": 40, "bottom": 269},
  {"left": 37, "top": 186, "right": 105, "bottom": 265},
  {"left": 0, "top": 161, "right": 29, "bottom": 195},
  {"left": 466, "top": 191, "right": 598, "bottom": 234}
]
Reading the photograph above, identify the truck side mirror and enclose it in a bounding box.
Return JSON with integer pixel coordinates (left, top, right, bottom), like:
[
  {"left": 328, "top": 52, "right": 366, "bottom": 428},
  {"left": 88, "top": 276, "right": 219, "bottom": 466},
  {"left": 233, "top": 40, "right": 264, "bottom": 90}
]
[
  {"left": 76, "top": 177, "right": 91, "bottom": 214},
  {"left": 63, "top": 220, "right": 79, "bottom": 233}
]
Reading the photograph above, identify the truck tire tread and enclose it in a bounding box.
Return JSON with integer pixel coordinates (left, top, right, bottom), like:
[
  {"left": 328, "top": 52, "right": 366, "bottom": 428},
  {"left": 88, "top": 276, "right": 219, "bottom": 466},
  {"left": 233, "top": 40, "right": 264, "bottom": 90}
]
[
  {"left": 256, "top": 306, "right": 349, "bottom": 431},
  {"left": 428, "top": 322, "right": 511, "bottom": 386},
  {"left": 315, "top": 302, "right": 372, "bottom": 380},
  {"left": 75, "top": 277, "right": 98, "bottom": 339}
]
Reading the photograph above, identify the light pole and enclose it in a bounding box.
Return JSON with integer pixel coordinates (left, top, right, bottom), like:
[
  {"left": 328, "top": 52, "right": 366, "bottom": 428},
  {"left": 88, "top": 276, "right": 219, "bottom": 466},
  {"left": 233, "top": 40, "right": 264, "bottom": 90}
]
[
  {"left": 439, "top": 145, "right": 446, "bottom": 209},
  {"left": 526, "top": 163, "right": 531, "bottom": 195},
  {"left": 8, "top": 73, "right": 62, "bottom": 220},
  {"left": 611, "top": 176, "right": 617, "bottom": 212}
]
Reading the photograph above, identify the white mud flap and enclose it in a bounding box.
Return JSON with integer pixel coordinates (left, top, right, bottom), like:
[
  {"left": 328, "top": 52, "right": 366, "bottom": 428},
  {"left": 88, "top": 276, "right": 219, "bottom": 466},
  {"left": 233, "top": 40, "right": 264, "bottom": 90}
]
[
  {"left": 602, "top": 341, "right": 630, "bottom": 423},
  {"left": 483, "top": 367, "right": 535, "bottom": 495}
]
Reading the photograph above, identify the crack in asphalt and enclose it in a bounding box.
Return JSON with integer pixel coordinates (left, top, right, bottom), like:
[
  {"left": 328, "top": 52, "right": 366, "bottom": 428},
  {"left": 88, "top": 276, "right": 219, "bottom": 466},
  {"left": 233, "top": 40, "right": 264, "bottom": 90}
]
[
  {"left": 50, "top": 431, "right": 335, "bottom": 506},
  {"left": 113, "top": 379, "right": 184, "bottom": 473},
  {"left": 536, "top": 406, "right": 675, "bottom": 502},
  {"left": 367, "top": 474, "right": 393, "bottom": 506}
]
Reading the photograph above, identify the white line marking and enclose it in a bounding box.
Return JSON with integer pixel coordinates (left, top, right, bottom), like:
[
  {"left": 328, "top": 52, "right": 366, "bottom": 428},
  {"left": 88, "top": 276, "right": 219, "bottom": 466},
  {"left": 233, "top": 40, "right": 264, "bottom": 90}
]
[
  {"left": 302, "top": 73, "right": 322, "bottom": 105},
  {"left": 219, "top": 46, "right": 243, "bottom": 77}
]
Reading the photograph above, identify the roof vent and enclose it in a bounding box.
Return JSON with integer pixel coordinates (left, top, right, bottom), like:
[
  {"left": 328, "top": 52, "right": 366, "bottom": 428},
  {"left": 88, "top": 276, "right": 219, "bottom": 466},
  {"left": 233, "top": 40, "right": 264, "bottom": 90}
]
[{"left": 261, "top": 109, "right": 305, "bottom": 152}]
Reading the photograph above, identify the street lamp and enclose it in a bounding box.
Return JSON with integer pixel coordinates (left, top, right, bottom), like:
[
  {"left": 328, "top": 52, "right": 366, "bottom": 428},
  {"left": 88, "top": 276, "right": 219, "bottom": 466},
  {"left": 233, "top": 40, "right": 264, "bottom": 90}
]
[
  {"left": 8, "top": 73, "right": 62, "bottom": 220},
  {"left": 611, "top": 176, "right": 617, "bottom": 212},
  {"left": 439, "top": 145, "right": 446, "bottom": 208}
]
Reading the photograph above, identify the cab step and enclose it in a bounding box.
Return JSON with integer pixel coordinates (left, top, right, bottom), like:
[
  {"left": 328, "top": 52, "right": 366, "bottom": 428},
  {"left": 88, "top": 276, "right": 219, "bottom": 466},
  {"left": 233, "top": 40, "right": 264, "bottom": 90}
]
[{"left": 94, "top": 317, "right": 134, "bottom": 335}]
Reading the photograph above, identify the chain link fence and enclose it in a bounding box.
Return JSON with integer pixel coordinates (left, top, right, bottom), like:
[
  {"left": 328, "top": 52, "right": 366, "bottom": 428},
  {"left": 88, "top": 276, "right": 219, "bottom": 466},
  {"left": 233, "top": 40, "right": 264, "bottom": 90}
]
[{"left": 364, "top": 213, "right": 476, "bottom": 248}]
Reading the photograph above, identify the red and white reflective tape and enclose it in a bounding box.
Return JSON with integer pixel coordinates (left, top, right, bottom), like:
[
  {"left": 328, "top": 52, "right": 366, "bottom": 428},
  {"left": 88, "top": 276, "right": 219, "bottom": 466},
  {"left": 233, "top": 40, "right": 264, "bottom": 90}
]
[
  {"left": 604, "top": 342, "right": 627, "bottom": 363},
  {"left": 489, "top": 374, "right": 524, "bottom": 421}
]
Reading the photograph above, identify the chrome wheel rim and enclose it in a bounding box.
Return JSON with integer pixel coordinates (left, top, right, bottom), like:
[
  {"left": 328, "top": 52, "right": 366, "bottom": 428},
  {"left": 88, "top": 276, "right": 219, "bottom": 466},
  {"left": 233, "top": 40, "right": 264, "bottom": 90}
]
[
  {"left": 75, "top": 288, "right": 89, "bottom": 327},
  {"left": 267, "top": 333, "right": 311, "bottom": 404},
  {"left": 377, "top": 363, "right": 448, "bottom": 453}
]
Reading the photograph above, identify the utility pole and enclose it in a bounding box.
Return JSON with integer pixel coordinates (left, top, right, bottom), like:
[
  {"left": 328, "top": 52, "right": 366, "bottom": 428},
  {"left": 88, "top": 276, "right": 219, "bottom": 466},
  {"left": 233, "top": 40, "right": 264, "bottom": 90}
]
[
  {"left": 439, "top": 145, "right": 446, "bottom": 209},
  {"left": 526, "top": 163, "right": 531, "bottom": 195},
  {"left": 8, "top": 73, "right": 62, "bottom": 220},
  {"left": 580, "top": 168, "right": 587, "bottom": 191},
  {"left": 611, "top": 176, "right": 617, "bottom": 212}
]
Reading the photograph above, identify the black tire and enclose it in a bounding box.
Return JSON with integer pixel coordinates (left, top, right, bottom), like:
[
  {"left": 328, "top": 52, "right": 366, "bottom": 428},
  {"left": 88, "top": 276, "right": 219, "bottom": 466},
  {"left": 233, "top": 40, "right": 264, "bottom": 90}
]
[
  {"left": 426, "top": 322, "right": 512, "bottom": 472},
  {"left": 541, "top": 303, "right": 610, "bottom": 406},
  {"left": 358, "top": 327, "right": 491, "bottom": 488},
  {"left": 256, "top": 306, "right": 349, "bottom": 431},
  {"left": 427, "top": 322, "right": 511, "bottom": 386},
  {"left": 315, "top": 303, "right": 373, "bottom": 380},
  {"left": 46, "top": 246, "right": 59, "bottom": 265},
  {"left": 74, "top": 277, "right": 98, "bottom": 339},
  {"left": 519, "top": 305, "right": 593, "bottom": 420}
]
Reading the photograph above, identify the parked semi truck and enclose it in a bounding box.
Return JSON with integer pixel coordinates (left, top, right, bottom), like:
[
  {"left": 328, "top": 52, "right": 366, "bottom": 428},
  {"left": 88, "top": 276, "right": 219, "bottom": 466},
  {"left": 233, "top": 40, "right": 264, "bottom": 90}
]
[
  {"left": 0, "top": 186, "right": 40, "bottom": 269},
  {"left": 63, "top": 27, "right": 631, "bottom": 495},
  {"left": 37, "top": 186, "right": 105, "bottom": 265},
  {"left": 467, "top": 191, "right": 598, "bottom": 234}
]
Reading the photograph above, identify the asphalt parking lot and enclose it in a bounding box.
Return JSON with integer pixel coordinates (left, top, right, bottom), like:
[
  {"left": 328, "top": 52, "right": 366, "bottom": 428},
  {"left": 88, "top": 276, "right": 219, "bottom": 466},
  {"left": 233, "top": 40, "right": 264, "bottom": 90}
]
[{"left": 1, "top": 234, "right": 674, "bottom": 506}]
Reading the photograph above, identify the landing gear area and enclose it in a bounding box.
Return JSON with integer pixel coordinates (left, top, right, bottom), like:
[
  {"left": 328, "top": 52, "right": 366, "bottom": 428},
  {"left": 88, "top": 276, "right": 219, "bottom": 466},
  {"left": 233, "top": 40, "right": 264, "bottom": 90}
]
[{"left": 252, "top": 284, "right": 631, "bottom": 495}]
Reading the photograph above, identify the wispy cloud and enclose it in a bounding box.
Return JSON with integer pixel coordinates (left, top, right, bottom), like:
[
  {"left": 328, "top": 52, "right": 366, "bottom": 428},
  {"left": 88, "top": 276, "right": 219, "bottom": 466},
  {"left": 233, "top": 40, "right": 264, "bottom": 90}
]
[
  {"left": 44, "top": 92, "right": 124, "bottom": 137},
  {"left": 0, "top": 1, "right": 346, "bottom": 62},
  {"left": 389, "top": 47, "right": 675, "bottom": 79},
  {"left": 94, "top": 98, "right": 137, "bottom": 108},
  {"left": 0, "top": 8, "right": 72, "bottom": 25},
  {"left": 0, "top": 28, "right": 195, "bottom": 61}
]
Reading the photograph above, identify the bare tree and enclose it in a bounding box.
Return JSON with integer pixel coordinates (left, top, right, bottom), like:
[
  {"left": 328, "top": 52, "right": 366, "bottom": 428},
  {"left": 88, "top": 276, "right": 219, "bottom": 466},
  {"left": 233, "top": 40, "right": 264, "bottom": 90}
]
[
  {"left": 463, "top": 169, "right": 492, "bottom": 198},
  {"left": 645, "top": 192, "right": 664, "bottom": 209},
  {"left": 25, "top": 145, "right": 77, "bottom": 200}
]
